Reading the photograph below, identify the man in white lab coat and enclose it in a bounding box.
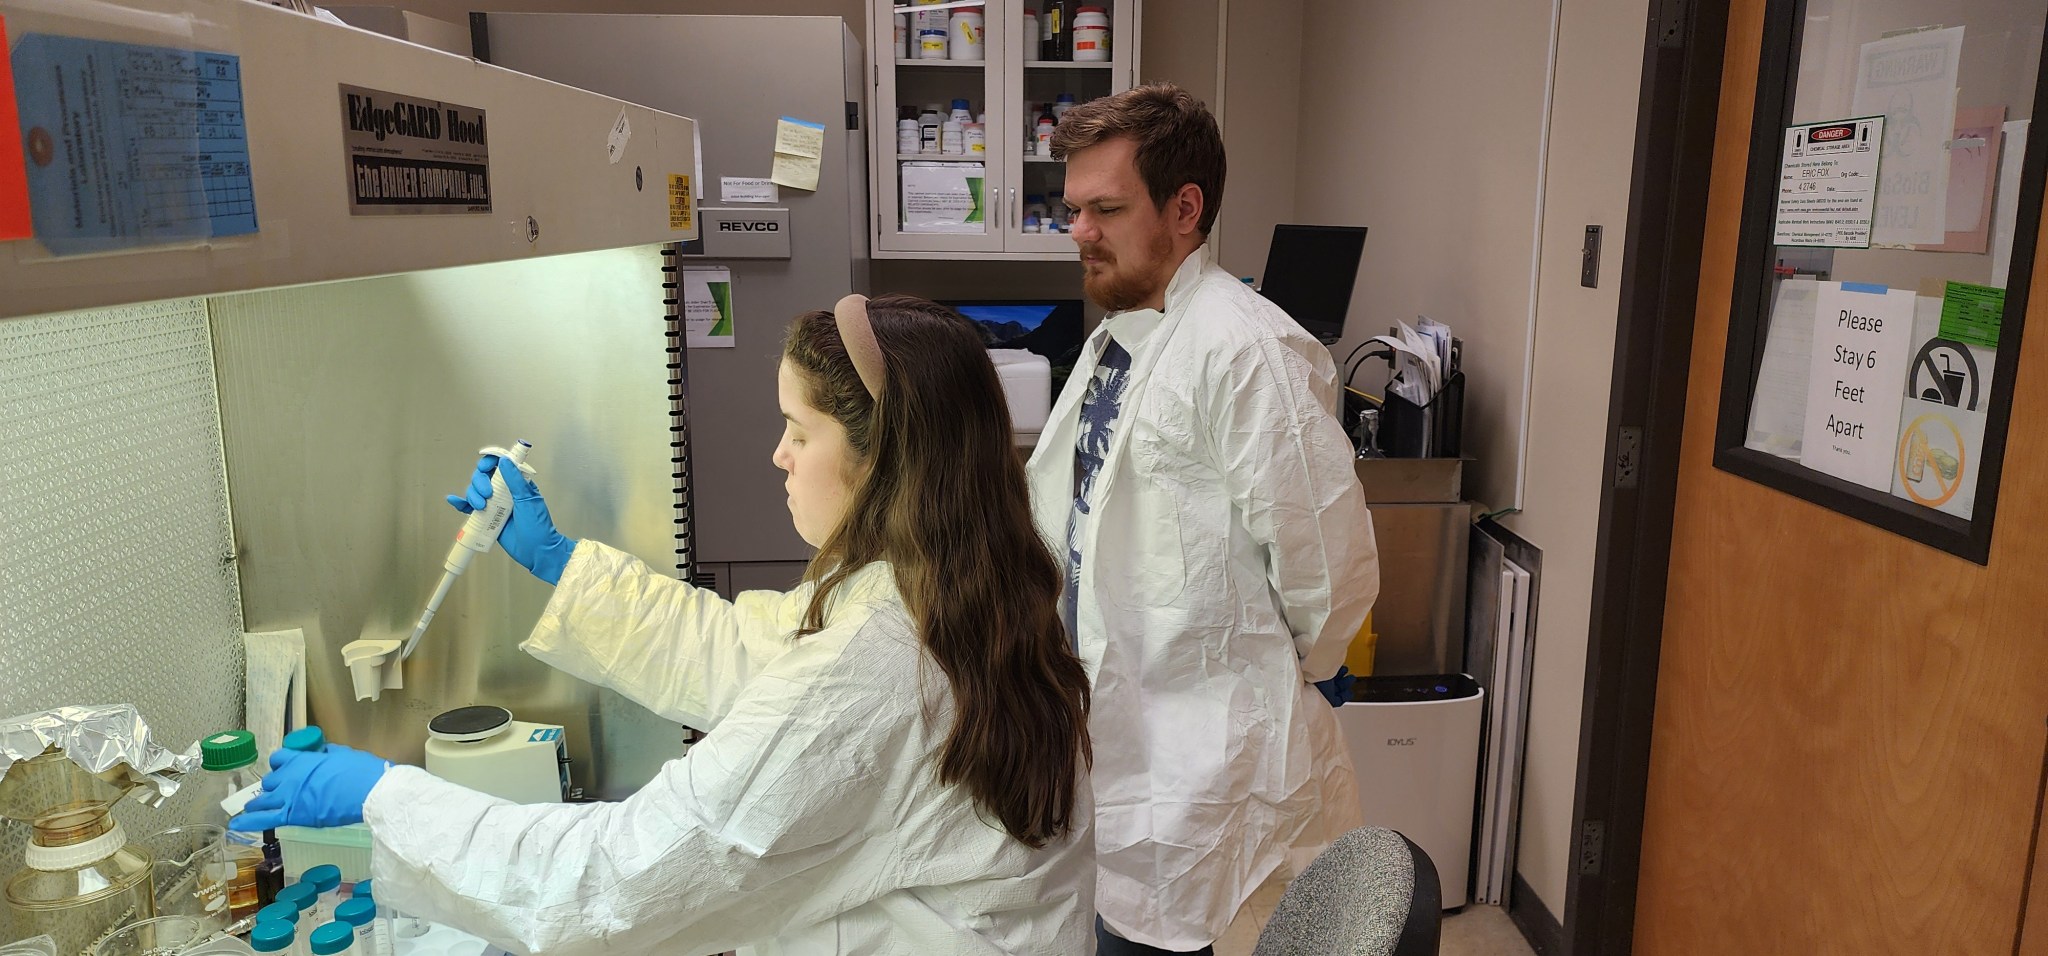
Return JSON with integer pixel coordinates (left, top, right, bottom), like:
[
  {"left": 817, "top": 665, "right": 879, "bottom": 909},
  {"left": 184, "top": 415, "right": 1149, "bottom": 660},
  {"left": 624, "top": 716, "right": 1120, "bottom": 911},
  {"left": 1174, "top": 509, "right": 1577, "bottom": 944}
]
[{"left": 1030, "top": 83, "right": 1381, "bottom": 955}]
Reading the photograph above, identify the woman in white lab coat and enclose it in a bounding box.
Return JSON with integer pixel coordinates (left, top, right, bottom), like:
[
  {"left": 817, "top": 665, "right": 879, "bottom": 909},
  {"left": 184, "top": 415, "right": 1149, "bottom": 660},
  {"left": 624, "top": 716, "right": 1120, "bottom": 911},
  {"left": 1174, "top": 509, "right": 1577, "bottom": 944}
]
[{"left": 236, "top": 294, "right": 1096, "bottom": 956}]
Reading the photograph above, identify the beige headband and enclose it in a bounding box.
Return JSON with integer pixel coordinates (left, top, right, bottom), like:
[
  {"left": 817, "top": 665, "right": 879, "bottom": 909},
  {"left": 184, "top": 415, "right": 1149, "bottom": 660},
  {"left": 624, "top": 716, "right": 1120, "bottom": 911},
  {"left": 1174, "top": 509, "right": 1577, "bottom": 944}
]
[{"left": 833, "top": 293, "right": 888, "bottom": 398}]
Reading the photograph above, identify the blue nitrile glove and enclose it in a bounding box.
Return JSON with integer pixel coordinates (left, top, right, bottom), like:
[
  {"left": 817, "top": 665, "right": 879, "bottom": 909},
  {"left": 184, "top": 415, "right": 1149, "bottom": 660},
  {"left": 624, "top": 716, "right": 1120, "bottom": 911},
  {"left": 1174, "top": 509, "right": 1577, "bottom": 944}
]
[
  {"left": 1314, "top": 665, "right": 1357, "bottom": 708},
  {"left": 444, "top": 454, "right": 579, "bottom": 586},
  {"left": 231, "top": 744, "right": 391, "bottom": 831}
]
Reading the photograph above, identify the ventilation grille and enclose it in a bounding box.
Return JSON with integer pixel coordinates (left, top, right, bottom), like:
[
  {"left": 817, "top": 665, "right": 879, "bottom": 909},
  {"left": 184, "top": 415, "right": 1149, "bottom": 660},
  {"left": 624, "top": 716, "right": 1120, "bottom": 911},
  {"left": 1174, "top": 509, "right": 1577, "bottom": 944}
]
[
  {"left": 663, "top": 243, "right": 696, "bottom": 581},
  {"left": 0, "top": 300, "right": 244, "bottom": 938}
]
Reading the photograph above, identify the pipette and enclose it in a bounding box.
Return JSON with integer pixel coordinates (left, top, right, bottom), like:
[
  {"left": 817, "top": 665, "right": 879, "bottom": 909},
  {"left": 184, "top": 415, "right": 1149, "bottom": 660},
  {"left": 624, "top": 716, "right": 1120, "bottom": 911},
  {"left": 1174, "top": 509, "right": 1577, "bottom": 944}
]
[
  {"left": 343, "top": 440, "right": 535, "bottom": 700},
  {"left": 401, "top": 440, "right": 534, "bottom": 659}
]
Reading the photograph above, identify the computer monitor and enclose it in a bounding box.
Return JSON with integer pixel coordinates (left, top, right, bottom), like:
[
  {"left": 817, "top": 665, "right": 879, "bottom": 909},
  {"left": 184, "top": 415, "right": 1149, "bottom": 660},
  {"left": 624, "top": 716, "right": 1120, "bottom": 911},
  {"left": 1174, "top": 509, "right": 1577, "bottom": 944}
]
[
  {"left": 1257, "top": 224, "right": 1368, "bottom": 344},
  {"left": 941, "top": 298, "right": 1087, "bottom": 395}
]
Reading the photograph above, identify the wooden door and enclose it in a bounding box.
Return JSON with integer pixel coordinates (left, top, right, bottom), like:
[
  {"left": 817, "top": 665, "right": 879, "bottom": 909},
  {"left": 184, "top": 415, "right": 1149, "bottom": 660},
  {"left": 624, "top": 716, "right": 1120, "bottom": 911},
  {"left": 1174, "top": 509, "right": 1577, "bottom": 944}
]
[{"left": 1638, "top": 0, "right": 2048, "bottom": 952}]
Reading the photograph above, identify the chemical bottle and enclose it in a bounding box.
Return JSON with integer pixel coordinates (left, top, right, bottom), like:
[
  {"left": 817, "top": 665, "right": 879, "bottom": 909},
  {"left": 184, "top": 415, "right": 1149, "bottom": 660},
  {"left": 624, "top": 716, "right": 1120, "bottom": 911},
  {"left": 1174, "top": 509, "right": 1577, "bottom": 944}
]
[
  {"left": 249, "top": 922, "right": 295, "bottom": 956},
  {"left": 1042, "top": 0, "right": 1076, "bottom": 61},
  {"left": 949, "top": 99, "right": 973, "bottom": 125},
  {"left": 948, "top": 9, "right": 983, "bottom": 61},
  {"left": 894, "top": 13, "right": 908, "bottom": 58},
  {"left": 309, "top": 921, "right": 355, "bottom": 956},
  {"left": 1035, "top": 111, "right": 1057, "bottom": 156},
  {"left": 918, "top": 106, "right": 943, "bottom": 154},
  {"left": 897, "top": 108, "right": 920, "bottom": 155},
  {"left": 202, "top": 730, "right": 266, "bottom": 916},
  {"left": 1052, "top": 92, "right": 1077, "bottom": 123},
  {"left": 1022, "top": 10, "right": 1040, "bottom": 61},
  {"left": 964, "top": 119, "right": 985, "bottom": 155},
  {"left": 303, "top": 864, "right": 342, "bottom": 927},
  {"left": 941, "top": 119, "right": 964, "bottom": 155},
  {"left": 1024, "top": 194, "right": 1050, "bottom": 223},
  {"left": 336, "top": 898, "right": 377, "bottom": 956},
  {"left": 351, "top": 881, "right": 392, "bottom": 956},
  {"left": 1073, "top": 6, "right": 1110, "bottom": 61}
]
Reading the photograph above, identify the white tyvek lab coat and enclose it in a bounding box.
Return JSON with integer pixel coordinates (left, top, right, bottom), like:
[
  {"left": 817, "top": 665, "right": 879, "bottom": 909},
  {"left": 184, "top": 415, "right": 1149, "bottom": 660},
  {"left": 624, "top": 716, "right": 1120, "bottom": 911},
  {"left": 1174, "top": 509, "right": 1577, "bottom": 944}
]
[
  {"left": 1027, "top": 244, "right": 1379, "bottom": 949},
  {"left": 361, "top": 542, "right": 1096, "bottom": 956}
]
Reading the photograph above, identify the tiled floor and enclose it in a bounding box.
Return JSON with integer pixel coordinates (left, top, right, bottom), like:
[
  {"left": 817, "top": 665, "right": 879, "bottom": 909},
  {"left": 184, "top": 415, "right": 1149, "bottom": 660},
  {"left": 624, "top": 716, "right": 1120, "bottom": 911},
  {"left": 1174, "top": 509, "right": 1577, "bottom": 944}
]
[{"left": 1212, "top": 871, "right": 1538, "bottom": 956}]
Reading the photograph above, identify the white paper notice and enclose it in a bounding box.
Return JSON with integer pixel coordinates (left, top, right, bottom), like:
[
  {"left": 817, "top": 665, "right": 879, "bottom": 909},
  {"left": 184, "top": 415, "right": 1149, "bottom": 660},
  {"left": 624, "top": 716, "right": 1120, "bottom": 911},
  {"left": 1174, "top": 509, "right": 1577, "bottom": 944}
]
[
  {"left": 1992, "top": 120, "right": 2030, "bottom": 287},
  {"left": 1746, "top": 278, "right": 1819, "bottom": 458},
  {"left": 1853, "top": 26, "right": 1963, "bottom": 246},
  {"left": 1801, "top": 282, "right": 1915, "bottom": 489},
  {"left": 606, "top": 110, "right": 631, "bottom": 164},
  {"left": 721, "top": 177, "right": 780, "bottom": 203},
  {"left": 683, "top": 268, "right": 735, "bottom": 348},
  {"left": 1774, "top": 117, "right": 1884, "bottom": 248}
]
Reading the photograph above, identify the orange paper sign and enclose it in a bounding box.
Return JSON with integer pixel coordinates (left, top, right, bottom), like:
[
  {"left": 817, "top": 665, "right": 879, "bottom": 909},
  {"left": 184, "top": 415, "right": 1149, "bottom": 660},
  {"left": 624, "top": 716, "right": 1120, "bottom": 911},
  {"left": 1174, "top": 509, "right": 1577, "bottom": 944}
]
[{"left": 0, "top": 15, "right": 29, "bottom": 241}]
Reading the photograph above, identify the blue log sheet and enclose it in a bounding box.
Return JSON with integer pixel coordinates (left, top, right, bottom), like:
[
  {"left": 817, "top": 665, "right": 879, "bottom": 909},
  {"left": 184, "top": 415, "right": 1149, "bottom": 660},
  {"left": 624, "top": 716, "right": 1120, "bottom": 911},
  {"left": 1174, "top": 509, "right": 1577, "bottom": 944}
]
[{"left": 11, "top": 33, "right": 257, "bottom": 256}]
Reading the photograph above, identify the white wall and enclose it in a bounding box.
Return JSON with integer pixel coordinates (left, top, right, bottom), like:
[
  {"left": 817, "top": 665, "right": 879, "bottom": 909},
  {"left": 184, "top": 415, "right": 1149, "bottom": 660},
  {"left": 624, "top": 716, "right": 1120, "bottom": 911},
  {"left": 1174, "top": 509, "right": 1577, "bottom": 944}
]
[
  {"left": 1213, "top": 0, "right": 1307, "bottom": 278},
  {"left": 1292, "top": 0, "right": 1651, "bottom": 923},
  {"left": 1295, "top": 0, "right": 1553, "bottom": 513}
]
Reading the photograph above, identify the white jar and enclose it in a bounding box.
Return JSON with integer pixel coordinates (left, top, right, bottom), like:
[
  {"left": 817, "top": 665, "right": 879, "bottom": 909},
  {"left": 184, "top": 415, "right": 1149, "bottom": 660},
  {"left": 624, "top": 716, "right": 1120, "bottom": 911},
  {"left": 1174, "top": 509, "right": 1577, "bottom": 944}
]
[
  {"left": 894, "top": 13, "right": 908, "bottom": 58},
  {"left": 948, "top": 11, "right": 984, "bottom": 61},
  {"left": 964, "top": 122, "right": 985, "bottom": 154},
  {"left": 1073, "top": 7, "right": 1109, "bottom": 61},
  {"left": 1022, "top": 11, "right": 1041, "bottom": 61},
  {"left": 1035, "top": 117, "right": 1056, "bottom": 156},
  {"left": 918, "top": 26, "right": 948, "bottom": 59},
  {"left": 897, "top": 118, "right": 920, "bottom": 155},
  {"left": 941, "top": 119, "right": 964, "bottom": 155}
]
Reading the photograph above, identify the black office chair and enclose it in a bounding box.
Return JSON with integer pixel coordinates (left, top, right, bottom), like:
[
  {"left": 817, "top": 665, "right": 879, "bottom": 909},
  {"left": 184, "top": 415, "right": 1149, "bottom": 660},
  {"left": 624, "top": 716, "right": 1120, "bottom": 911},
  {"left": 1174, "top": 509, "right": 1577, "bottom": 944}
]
[{"left": 1251, "top": 827, "right": 1442, "bottom": 956}]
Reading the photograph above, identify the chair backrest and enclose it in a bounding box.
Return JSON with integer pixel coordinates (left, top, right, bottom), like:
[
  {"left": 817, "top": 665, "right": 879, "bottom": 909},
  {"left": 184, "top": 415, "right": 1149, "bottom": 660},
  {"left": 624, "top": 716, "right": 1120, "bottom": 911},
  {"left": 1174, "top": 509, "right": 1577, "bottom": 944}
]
[{"left": 1252, "top": 827, "right": 1442, "bottom": 956}]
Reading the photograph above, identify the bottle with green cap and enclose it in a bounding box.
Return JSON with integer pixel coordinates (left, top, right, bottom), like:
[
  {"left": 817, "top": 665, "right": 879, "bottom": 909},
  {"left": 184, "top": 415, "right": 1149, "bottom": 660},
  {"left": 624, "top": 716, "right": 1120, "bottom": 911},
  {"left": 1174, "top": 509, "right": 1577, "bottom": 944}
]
[
  {"left": 304, "top": 864, "right": 342, "bottom": 926},
  {"left": 257, "top": 901, "right": 300, "bottom": 926},
  {"left": 203, "top": 728, "right": 268, "bottom": 915},
  {"left": 283, "top": 726, "right": 327, "bottom": 753},
  {"left": 309, "top": 921, "right": 356, "bottom": 956},
  {"left": 336, "top": 897, "right": 377, "bottom": 955},
  {"left": 250, "top": 921, "right": 296, "bottom": 956},
  {"left": 276, "top": 881, "right": 317, "bottom": 920}
]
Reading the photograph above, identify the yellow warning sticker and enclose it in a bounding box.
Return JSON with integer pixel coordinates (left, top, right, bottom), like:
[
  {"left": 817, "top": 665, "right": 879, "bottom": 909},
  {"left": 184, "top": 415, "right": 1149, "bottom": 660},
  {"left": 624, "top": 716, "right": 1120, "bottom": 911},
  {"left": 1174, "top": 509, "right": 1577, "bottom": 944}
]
[{"left": 668, "top": 174, "right": 693, "bottom": 231}]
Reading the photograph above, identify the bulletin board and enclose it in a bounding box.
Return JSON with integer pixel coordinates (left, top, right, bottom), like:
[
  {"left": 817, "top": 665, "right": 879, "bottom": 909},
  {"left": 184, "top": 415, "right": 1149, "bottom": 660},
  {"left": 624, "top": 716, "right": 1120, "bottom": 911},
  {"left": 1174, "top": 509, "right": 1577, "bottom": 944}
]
[{"left": 1714, "top": 0, "right": 2048, "bottom": 563}]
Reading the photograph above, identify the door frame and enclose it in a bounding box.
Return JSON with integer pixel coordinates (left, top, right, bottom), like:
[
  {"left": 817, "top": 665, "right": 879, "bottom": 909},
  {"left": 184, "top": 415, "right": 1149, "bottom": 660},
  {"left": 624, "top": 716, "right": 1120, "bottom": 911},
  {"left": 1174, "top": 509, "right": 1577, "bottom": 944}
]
[{"left": 1560, "top": 0, "right": 1732, "bottom": 952}]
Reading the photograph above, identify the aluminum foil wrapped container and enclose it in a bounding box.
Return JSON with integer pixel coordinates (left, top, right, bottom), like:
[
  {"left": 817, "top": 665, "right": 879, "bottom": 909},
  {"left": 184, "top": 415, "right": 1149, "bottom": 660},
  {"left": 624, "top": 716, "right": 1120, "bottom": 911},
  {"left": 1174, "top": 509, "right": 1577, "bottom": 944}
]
[{"left": 0, "top": 704, "right": 204, "bottom": 810}]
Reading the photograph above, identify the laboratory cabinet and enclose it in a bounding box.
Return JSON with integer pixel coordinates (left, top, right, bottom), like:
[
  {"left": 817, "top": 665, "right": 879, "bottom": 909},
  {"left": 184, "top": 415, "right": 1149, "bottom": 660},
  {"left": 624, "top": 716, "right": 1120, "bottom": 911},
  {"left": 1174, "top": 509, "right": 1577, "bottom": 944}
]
[{"left": 868, "top": 0, "right": 1140, "bottom": 260}]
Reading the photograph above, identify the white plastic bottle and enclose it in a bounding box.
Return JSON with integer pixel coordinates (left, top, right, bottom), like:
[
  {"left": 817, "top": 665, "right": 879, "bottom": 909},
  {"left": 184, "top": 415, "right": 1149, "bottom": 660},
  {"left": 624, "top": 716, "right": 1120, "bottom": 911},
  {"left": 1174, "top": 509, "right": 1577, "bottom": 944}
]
[
  {"left": 1073, "top": 6, "right": 1110, "bottom": 61},
  {"left": 964, "top": 119, "right": 985, "bottom": 155},
  {"left": 941, "top": 119, "right": 964, "bottom": 155},
  {"left": 918, "top": 24, "right": 948, "bottom": 59},
  {"left": 919, "top": 106, "right": 943, "bottom": 154},
  {"left": 1035, "top": 115, "right": 1056, "bottom": 156},
  {"left": 948, "top": 10, "right": 983, "bottom": 61},
  {"left": 894, "top": 13, "right": 908, "bottom": 58},
  {"left": 1022, "top": 10, "right": 1041, "bottom": 61},
  {"left": 898, "top": 116, "right": 920, "bottom": 155}
]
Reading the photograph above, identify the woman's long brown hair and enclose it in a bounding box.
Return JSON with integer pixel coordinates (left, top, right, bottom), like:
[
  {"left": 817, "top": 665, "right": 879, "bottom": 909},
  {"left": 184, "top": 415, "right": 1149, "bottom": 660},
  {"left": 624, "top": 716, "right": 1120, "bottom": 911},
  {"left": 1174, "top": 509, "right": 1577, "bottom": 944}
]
[{"left": 783, "top": 294, "right": 1090, "bottom": 848}]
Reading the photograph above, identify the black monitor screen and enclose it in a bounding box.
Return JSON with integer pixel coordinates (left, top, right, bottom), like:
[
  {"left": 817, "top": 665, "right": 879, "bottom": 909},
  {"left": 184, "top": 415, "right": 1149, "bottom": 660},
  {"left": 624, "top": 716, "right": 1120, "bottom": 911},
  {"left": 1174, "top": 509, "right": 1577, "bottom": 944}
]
[
  {"left": 1257, "top": 225, "right": 1368, "bottom": 343},
  {"left": 942, "top": 298, "right": 1088, "bottom": 395}
]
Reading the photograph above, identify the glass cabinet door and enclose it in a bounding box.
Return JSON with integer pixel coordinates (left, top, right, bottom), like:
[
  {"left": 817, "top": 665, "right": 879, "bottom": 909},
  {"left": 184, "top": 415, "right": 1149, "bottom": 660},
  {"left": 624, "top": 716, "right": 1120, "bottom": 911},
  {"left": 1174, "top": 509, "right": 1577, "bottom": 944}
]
[
  {"left": 1000, "top": 0, "right": 1137, "bottom": 254},
  {"left": 872, "top": 0, "right": 1008, "bottom": 254}
]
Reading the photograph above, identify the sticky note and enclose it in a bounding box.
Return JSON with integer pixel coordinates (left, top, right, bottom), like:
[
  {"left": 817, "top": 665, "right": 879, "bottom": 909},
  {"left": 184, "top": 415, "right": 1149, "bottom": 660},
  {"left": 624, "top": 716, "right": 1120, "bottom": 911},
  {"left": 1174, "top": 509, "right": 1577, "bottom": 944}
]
[{"left": 770, "top": 117, "right": 825, "bottom": 191}]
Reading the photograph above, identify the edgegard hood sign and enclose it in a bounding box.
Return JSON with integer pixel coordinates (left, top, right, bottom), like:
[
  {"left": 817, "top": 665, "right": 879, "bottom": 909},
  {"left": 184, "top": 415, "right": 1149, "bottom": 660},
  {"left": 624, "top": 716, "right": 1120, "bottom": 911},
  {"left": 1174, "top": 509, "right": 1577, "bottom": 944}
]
[{"left": 340, "top": 84, "right": 490, "bottom": 215}]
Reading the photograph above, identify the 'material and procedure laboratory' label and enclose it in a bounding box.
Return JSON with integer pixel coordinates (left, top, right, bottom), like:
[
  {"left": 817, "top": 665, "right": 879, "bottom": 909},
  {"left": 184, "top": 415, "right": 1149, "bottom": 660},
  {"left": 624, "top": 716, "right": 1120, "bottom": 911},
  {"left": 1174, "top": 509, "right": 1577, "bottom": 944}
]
[
  {"left": 1800, "top": 282, "right": 1914, "bottom": 489},
  {"left": 339, "top": 84, "right": 490, "bottom": 216},
  {"left": 1774, "top": 116, "right": 1884, "bottom": 248}
]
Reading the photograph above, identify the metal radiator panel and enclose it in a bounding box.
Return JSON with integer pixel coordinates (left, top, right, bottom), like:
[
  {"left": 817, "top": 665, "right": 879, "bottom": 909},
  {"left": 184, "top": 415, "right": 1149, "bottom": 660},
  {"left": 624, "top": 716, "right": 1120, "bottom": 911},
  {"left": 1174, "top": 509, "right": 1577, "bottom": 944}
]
[
  {"left": 0, "top": 300, "right": 245, "bottom": 938},
  {"left": 208, "top": 247, "right": 688, "bottom": 800}
]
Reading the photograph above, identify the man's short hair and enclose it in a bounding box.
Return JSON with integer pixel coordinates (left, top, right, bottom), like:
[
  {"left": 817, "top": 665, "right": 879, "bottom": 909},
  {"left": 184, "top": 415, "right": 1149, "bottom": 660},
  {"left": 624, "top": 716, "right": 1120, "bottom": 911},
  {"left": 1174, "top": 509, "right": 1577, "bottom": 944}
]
[{"left": 1050, "top": 83, "right": 1226, "bottom": 235}]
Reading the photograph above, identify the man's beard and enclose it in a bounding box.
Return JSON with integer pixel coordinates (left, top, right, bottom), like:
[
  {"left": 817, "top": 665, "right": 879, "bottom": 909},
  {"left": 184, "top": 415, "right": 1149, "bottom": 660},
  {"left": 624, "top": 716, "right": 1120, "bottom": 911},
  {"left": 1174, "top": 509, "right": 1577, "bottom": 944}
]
[{"left": 1081, "top": 231, "right": 1173, "bottom": 311}]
